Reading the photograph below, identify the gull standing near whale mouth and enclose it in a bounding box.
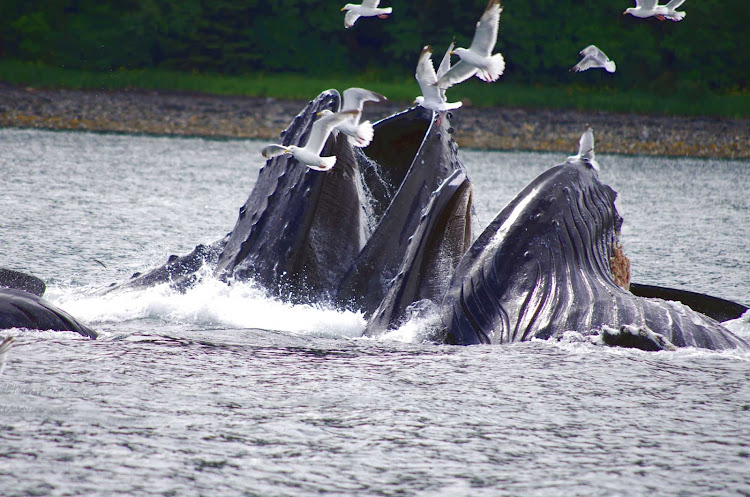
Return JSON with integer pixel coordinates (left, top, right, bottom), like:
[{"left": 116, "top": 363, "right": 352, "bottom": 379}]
[
  {"left": 261, "top": 109, "right": 359, "bottom": 171},
  {"left": 341, "top": 1, "right": 392, "bottom": 29},
  {"left": 415, "top": 43, "right": 463, "bottom": 113},
  {"left": 624, "top": 0, "right": 686, "bottom": 21},
  {"left": 322, "top": 88, "right": 387, "bottom": 148},
  {"left": 571, "top": 45, "right": 616, "bottom": 74},
  {"left": 567, "top": 125, "right": 600, "bottom": 172},
  {"left": 436, "top": 0, "right": 505, "bottom": 89}
]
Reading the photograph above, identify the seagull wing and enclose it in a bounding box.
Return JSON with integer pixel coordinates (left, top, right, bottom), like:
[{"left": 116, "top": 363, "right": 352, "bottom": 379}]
[
  {"left": 635, "top": 0, "right": 657, "bottom": 10},
  {"left": 436, "top": 60, "right": 478, "bottom": 89},
  {"left": 344, "top": 10, "right": 360, "bottom": 28},
  {"left": 416, "top": 46, "right": 443, "bottom": 103},
  {"left": 341, "top": 87, "right": 387, "bottom": 125},
  {"left": 665, "top": 0, "right": 685, "bottom": 9},
  {"left": 436, "top": 41, "right": 456, "bottom": 100},
  {"left": 437, "top": 40, "right": 456, "bottom": 79},
  {"left": 362, "top": 0, "right": 381, "bottom": 7},
  {"left": 572, "top": 55, "right": 599, "bottom": 72},
  {"left": 577, "top": 126, "right": 595, "bottom": 161},
  {"left": 261, "top": 144, "right": 291, "bottom": 159},
  {"left": 416, "top": 46, "right": 438, "bottom": 87},
  {"left": 468, "top": 0, "right": 502, "bottom": 57},
  {"left": 305, "top": 110, "right": 360, "bottom": 155},
  {"left": 579, "top": 45, "right": 602, "bottom": 58}
]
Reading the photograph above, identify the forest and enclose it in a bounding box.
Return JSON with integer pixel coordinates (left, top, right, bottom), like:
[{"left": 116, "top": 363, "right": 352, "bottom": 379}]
[{"left": 1, "top": 0, "right": 748, "bottom": 95}]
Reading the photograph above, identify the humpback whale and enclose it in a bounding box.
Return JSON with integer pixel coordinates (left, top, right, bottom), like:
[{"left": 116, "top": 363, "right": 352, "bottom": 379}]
[
  {"left": 119, "top": 90, "right": 469, "bottom": 311},
  {"left": 108, "top": 90, "right": 747, "bottom": 351},
  {"left": 0, "top": 267, "right": 46, "bottom": 297},
  {"left": 439, "top": 157, "right": 748, "bottom": 351},
  {"left": 0, "top": 286, "right": 97, "bottom": 338},
  {"left": 0, "top": 268, "right": 95, "bottom": 337}
]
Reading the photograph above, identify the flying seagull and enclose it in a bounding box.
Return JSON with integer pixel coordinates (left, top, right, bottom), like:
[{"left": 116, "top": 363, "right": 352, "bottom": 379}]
[
  {"left": 0, "top": 336, "right": 13, "bottom": 376},
  {"left": 322, "top": 88, "right": 387, "bottom": 148},
  {"left": 624, "top": 0, "right": 686, "bottom": 21},
  {"left": 415, "top": 43, "right": 463, "bottom": 112},
  {"left": 341, "top": 1, "right": 392, "bottom": 29},
  {"left": 571, "top": 45, "right": 616, "bottom": 73},
  {"left": 261, "top": 110, "right": 360, "bottom": 171},
  {"left": 567, "top": 125, "right": 600, "bottom": 172},
  {"left": 436, "top": 0, "right": 505, "bottom": 89}
]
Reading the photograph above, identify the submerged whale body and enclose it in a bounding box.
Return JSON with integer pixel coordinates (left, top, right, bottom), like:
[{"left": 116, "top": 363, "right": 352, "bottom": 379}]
[
  {"left": 0, "top": 286, "right": 96, "bottom": 338},
  {"left": 1, "top": 268, "right": 95, "bottom": 338},
  {"left": 114, "top": 90, "right": 747, "bottom": 351}
]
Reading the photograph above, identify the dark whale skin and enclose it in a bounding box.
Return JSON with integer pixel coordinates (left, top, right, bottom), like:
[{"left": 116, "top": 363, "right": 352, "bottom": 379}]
[
  {"left": 441, "top": 159, "right": 749, "bottom": 351},
  {"left": 0, "top": 288, "right": 97, "bottom": 338}
]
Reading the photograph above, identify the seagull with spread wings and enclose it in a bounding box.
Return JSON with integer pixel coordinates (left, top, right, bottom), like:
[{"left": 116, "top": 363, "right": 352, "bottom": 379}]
[
  {"left": 624, "top": 0, "right": 686, "bottom": 21},
  {"left": 261, "top": 110, "right": 359, "bottom": 171},
  {"left": 571, "top": 45, "right": 616, "bottom": 73},
  {"left": 436, "top": 0, "right": 505, "bottom": 89},
  {"left": 321, "top": 88, "right": 386, "bottom": 148},
  {"left": 415, "top": 43, "right": 463, "bottom": 113},
  {"left": 341, "top": 1, "right": 392, "bottom": 29}
]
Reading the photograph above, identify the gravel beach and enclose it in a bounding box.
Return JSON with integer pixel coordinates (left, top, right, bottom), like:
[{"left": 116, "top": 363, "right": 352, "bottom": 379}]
[{"left": 1, "top": 83, "right": 748, "bottom": 159}]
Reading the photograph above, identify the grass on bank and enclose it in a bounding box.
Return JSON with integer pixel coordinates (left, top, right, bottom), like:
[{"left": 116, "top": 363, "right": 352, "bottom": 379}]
[{"left": 2, "top": 59, "right": 749, "bottom": 118}]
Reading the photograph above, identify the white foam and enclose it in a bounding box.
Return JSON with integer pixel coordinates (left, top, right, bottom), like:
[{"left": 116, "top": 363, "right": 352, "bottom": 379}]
[{"left": 48, "top": 278, "right": 366, "bottom": 339}]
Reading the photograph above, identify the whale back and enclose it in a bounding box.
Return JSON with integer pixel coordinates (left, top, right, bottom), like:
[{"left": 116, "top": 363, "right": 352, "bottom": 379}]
[
  {"left": 441, "top": 160, "right": 749, "bottom": 351},
  {"left": 0, "top": 288, "right": 97, "bottom": 338}
]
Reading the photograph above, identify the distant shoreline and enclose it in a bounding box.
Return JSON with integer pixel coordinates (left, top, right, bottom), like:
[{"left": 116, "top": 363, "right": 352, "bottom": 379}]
[{"left": 1, "top": 83, "right": 748, "bottom": 159}]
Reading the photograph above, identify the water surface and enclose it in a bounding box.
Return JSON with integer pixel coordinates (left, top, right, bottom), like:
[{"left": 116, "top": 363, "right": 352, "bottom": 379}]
[{"left": 1, "top": 129, "right": 749, "bottom": 496}]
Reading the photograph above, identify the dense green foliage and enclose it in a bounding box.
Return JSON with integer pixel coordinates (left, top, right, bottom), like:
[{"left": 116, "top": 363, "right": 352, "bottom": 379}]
[{"left": 1, "top": 0, "right": 748, "bottom": 95}]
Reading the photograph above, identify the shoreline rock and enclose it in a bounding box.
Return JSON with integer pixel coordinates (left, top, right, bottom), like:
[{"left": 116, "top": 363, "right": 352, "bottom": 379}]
[{"left": 1, "top": 83, "right": 748, "bottom": 159}]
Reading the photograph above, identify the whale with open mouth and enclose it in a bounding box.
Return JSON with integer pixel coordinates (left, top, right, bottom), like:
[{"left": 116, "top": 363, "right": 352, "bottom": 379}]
[{"left": 88, "top": 90, "right": 748, "bottom": 350}]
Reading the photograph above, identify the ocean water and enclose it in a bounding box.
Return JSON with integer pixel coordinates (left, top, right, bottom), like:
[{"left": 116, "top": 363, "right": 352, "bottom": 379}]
[{"left": 1, "top": 128, "right": 749, "bottom": 496}]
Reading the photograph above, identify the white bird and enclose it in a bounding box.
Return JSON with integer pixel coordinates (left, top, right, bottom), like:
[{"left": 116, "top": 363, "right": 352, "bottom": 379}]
[
  {"left": 322, "top": 88, "right": 386, "bottom": 148},
  {"left": 0, "top": 336, "right": 13, "bottom": 376},
  {"left": 571, "top": 45, "right": 616, "bottom": 73},
  {"left": 415, "top": 43, "right": 463, "bottom": 112},
  {"left": 624, "top": 0, "right": 686, "bottom": 21},
  {"left": 567, "top": 125, "right": 600, "bottom": 172},
  {"left": 436, "top": 0, "right": 505, "bottom": 89},
  {"left": 261, "top": 109, "right": 360, "bottom": 171},
  {"left": 341, "top": 1, "right": 392, "bottom": 29}
]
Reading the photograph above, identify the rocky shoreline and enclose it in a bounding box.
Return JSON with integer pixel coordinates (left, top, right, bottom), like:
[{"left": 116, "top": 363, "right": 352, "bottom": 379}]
[{"left": 1, "top": 82, "right": 748, "bottom": 159}]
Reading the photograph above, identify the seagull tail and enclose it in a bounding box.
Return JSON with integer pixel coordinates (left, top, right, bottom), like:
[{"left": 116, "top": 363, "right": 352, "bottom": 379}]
[
  {"left": 312, "top": 156, "right": 336, "bottom": 172},
  {"left": 605, "top": 60, "right": 616, "bottom": 73},
  {"left": 479, "top": 53, "right": 505, "bottom": 82},
  {"left": 666, "top": 11, "right": 685, "bottom": 21},
  {"left": 441, "top": 101, "right": 463, "bottom": 111},
  {"left": 349, "top": 120, "right": 374, "bottom": 148}
]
